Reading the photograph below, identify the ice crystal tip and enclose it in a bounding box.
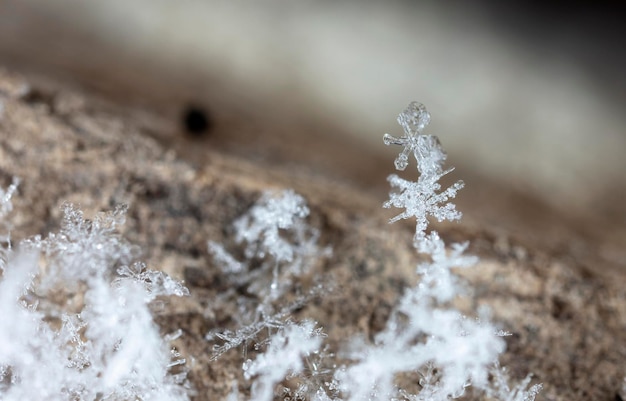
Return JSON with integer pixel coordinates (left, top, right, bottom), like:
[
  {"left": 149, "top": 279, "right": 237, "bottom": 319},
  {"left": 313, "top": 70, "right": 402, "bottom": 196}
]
[
  {"left": 384, "top": 102, "right": 441, "bottom": 172},
  {"left": 382, "top": 133, "right": 395, "bottom": 146},
  {"left": 394, "top": 154, "right": 409, "bottom": 171},
  {"left": 398, "top": 101, "right": 431, "bottom": 135}
]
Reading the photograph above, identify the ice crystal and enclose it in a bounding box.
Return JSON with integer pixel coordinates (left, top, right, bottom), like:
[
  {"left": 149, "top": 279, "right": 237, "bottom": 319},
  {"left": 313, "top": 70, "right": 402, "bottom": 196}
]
[
  {"left": 243, "top": 320, "right": 324, "bottom": 401},
  {"left": 26, "top": 202, "right": 140, "bottom": 290},
  {"left": 207, "top": 196, "right": 332, "bottom": 399},
  {"left": 207, "top": 241, "right": 245, "bottom": 275},
  {"left": 383, "top": 102, "right": 445, "bottom": 173},
  {"left": 0, "top": 177, "right": 19, "bottom": 272},
  {"left": 206, "top": 287, "right": 323, "bottom": 361},
  {"left": 207, "top": 313, "right": 286, "bottom": 362},
  {"left": 0, "top": 197, "right": 190, "bottom": 401},
  {"left": 203, "top": 102, "right": 542, "bottom": 401},
  {"left": 383, "top": 103, "right": 464, "bottom": 243},
  {"left": 332, "top": 102, "right": 539, "bottom": 401},
  {"left": 116, "top": 262, "right": 190, "bottom": 301},
  {"left": 0, "top": 177, "right": 18, "bottom": 220},
  {"left": 384, "top": 172, "right": 464, "bottom": 243},
  {"left": 234, "top": 189, "right": 311, "bottom": 263},
  {"left": 336, "top": 285, "right": 504, "bottom": 401},
  {"left": 487, "top": 364, "right": 542, "bottom": 401},
  {"left": 353, "top": 312, "right": 501, "bottom": 399},
  {"left": 211, "top": 189, "right": 329, "bottom": 300},
  {"left": 414, "top": 232, "right": 478, "bottom": 303}
]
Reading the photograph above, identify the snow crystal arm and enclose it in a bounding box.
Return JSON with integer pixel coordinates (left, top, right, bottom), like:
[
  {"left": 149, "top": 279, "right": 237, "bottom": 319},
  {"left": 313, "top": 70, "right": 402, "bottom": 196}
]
[
  {"left": 244, "top": 321, "right": 324, "bottom": 401},
  {"left": 383, "top": 102, "right": 446, "bottom": 175},
  {"left": 384, "top": 172, "right": 463, "bottom": 242},
  {"left": 0, "top": 177, "right": 19, "bottom": 219},
  {"left": 234, "top": 189, "right": 310, "bottom": 263}
]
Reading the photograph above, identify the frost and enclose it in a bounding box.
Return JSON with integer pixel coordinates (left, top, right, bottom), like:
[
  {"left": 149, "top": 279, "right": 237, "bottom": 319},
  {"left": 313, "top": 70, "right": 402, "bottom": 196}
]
[
  {"left": 206, "top": 190, "right": 334, "bottom": 400},
  {"left": 0, "top": 99, "right": 548, "bottom": 400},
  {"left": 384, "top": 172, "right": 464, "bottom": 243},
  {"left": 487, "top": 364, "right": 543, "bottom": 401},
  {"left": 25, "top": 202, "right": 140, "bottom": 290},
  {"left": 206, "top": 285, "right": 324, "bottom": 361},
  {"left": 335, "top": 238, "right": 504, "bottom": 401},
  {"left": 383, "top": 102, "right": 444, "bottom": 173},
  {"left": 0, "top": 196, "right": 190, "bottom": 401},
  {"left": 210, "top": 189, "right": 330, "bottom": 300},
  {"left": 0, "top": 177, "right": 18, "bottom": 220},
  {"left": 203, "top": 103, "right": 542, "bottom": 401},
  {"left": 234, "top": 189, "right": 311, "bottom": 263},
  {"left": 414, "top": 232, "right": 478, "bottom": 303},
  {"left": 333, "top": 102, "right": 540, "bottom": 401},
  {"left": 383, "top": 103, "right": 464, "bottom": 243},
  {"left": 243, "top": 320, "right": 324, "bottom": 401},
  {"left": 116, "top": 262, "right": 190, "bottom": 301},
  {"left": 312, "top": 387, "right": 337, "bottom": 401},
  {"left": 206, "top": 309, "right": 287, "bottom": 361},
  {"left": 336, "top": 310, "right": 504, "bottom": 401},
  {"left": 208, "top": 241, "right": 245, "bottom": 275},
  {"left": 0, "top": 177, "right": 19, "bottom": 272}
]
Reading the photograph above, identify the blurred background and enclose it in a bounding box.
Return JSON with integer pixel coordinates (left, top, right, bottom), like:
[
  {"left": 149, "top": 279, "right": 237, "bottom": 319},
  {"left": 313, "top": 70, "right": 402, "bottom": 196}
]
[{"left": 0, "top": 0, "right": 624, "bottom": 266}]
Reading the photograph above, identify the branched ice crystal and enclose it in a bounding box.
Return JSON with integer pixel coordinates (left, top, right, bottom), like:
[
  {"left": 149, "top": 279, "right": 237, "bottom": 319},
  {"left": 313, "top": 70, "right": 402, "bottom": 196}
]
[
  {"left": 0, "top": 177, "right": 18, "bottom": 219},
  {"left": 234, "top": 189, "right": 310, "bottom": 263},
  {"left": 116, "top": 262, "right": 190, "bottom": 301},
  {"left": 383, "top": 102, "right": 445, "bottom": 174},
  {"left": 0, "top": 201, "right": 190, "bottom": 401},
  {"left": 486, "top": 363, "right": 542, "bottom": 401},
  {"left": 383, "top": 103, "right": 465, "bottom": 243},
  {"left": 0, "top": 178, "right": 19, "bottom": 272},
  {"left": 334, "top": 102, "right": 536, "bottom": 401},
  {"left": 413, "top": 232, "right": 478, "bottom": 303},
  {"left": 384, "top": 171, "right": 464, "bottom": 243},
  {"left": 215, "top": 189, "right": 329, "bottom": 300},
  {"left": 244, "top": 320, "right": 324, "bottom": 401}
]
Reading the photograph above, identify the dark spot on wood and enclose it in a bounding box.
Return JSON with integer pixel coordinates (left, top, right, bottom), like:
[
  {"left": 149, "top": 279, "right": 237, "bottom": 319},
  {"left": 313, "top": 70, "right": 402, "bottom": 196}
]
[
  {"left": 182, "top": 105, "right": 211, "bottom": 137},
  {"left": 20, "top": 88, "right": 53, "bottom": 103},
  {"left": 551, "top": 296, "right": 573, "bottom": 320},
  {"left": 184, "top": 266, "right": 213, "bottom": 288},
  {"left": 20, "top": 87, "right": 56, "bottom": 112}
]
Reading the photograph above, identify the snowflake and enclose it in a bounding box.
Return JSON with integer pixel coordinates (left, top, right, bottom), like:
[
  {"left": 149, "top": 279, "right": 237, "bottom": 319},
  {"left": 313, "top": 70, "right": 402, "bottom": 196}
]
[
  {"left": 0, "top": 201, "right": 190, "bottom": 401},
  {"left": 220, "top": 189, "right": 329, "bottom": 299},
  {"left": 383, "top": 171, "right": 464, "bottom": 242},
  {"left": 234, "top": 189, "right": 310, "bottom": 263},
  {"left": 383, "top": 102, "right": 446, "bottom": 174}
]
